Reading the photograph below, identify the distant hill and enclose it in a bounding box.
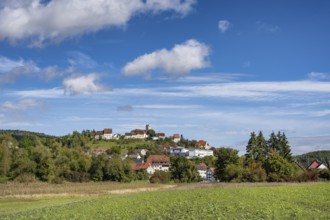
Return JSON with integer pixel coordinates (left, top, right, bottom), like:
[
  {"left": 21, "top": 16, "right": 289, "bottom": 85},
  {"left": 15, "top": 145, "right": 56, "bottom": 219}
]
[
  {"left": 0, "top": 129, "right": 54, "bottom": 141},
  {"left": 294, "top": 151, "right": 330, "bottom": 168}
]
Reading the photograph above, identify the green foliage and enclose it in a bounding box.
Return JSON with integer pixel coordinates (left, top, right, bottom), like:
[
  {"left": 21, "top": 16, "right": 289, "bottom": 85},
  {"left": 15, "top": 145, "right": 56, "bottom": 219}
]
[
  {"left": 10, "top": 148, "right": 36, "bottom": 179},
  {"left": 170, "top": 156, "right": 200, "bottom": 183},
  {"left": 214, "top": 147, "right": 239, "bottom": 181},
  {"left": 90, "top": 155, "right": 134, "bottom": 182},
  {"left": 264, "top": 151, "right": 296, "bottom": 182},
  {"left": 30, "top": 146, "right": 56, "bottom": 182},
  {"left": 149, "top": 170, "right": 171, "bottom": 183},
  {"left": 135, "top": 170, "right": 149, "bottom": 181}
]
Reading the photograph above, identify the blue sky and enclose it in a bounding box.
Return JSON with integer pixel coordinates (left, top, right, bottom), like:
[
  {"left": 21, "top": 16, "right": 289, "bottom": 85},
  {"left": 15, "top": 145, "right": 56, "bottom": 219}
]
[{"left": 1, "top": 0, "right": 330, "bottom": 155}]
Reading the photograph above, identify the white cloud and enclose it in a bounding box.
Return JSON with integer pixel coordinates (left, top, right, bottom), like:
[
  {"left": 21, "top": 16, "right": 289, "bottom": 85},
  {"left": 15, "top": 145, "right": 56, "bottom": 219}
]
[
  {"left": 0, "top": 56, "right": 25, "bottom": 72},
  {"left": 1, "top": 99, "right": 43, "bottom": 111},
  {"left": 308, "top": 72, "right": 330, "bottom": 81},
  {"left": 8, "top": 88, "right": 64, "bottom": 98},
  {"left": 63, "top": 73, "right": 110, "bottom": 95},
  {"left": 0, "top": 0, "right": 196, "bottom": 46},
  {"left": 218, "top": 20, "right": 231, "bottom": 33},
  {"left": 122, "top": 39, "right": 210, "bottom": 76},
  {"left": 67, "top": 51, "right": 98, "bottom": 69},
  {"left": 0, "top": 55, "right": 64, "bottom": 83}
]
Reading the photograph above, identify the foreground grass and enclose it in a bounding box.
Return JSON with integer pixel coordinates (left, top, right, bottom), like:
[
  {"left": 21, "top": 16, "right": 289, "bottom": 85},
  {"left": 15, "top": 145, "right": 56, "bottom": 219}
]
[{"left": 1, "top": 183, "right": 329, "bottom": 219}]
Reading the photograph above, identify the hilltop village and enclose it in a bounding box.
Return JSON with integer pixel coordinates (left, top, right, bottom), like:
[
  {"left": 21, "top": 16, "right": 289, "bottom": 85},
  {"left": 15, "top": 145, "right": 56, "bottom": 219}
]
[{"left": 92, "top": 125, "right": 216, "bottom": 182}]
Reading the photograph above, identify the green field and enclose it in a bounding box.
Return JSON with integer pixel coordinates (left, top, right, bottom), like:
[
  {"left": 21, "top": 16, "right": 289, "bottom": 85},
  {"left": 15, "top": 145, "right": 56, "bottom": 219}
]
[{"left": 1, "top": 183, "right": 329, "bottom": 219}]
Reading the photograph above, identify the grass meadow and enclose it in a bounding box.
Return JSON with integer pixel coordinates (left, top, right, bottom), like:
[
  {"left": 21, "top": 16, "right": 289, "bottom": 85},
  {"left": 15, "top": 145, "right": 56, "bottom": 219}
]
[{"left": 0, "top": 182, "right": 329, "bottom": 219}]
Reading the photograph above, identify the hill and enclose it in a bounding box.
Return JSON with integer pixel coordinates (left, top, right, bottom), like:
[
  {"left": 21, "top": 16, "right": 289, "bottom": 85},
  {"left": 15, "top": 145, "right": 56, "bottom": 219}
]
[
  {"left": 0, "top": 129, "right": 54, "bottom": 141},
  {"left": 294, "top": 150, "right": 330, "bottom": 168}
]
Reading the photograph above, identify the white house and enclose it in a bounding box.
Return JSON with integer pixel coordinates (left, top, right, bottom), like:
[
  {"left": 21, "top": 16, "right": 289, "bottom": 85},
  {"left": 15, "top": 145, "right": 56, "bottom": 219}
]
[
  {"left": 197, "top": 163, "right": 208, "bottom": 179},
  {"left": 130, "top": 155, "right": 171, "bottom": 175},
  {"left": 146, "top": 155, "right": 171, "bottom": 174},
  {"left": 172, "top": 134, "right": 181, "bottom": 143},
  {"left": 170, "top": 146, "right": 189, "bottom": 157},
  {"left": 94, "top": 128, "right": 113, "bottom": 140},
  {"left": 188, "top": 148, "right": 214, "bottom": 159},
  {"left": 125, "top": 129, "right": 148, "bottom": 139}
]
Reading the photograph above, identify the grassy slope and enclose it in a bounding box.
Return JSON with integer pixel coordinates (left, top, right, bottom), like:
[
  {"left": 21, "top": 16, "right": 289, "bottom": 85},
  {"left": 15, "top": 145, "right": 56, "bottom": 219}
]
[{"left": 1, "top": 183, "right": 329, "bottom": 219}]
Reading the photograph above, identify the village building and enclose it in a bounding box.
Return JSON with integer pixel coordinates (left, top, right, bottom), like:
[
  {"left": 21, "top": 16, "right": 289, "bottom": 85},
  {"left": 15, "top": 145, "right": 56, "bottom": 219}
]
[
  {"left": 188, "top": 148, "right": 214, "bottom": 159},
  {"left": 307, "top": 160, "right": 329, "bottom": 170},
  {"left": 195, "top": 140, "right": 211, "bottom": 150},
  {"left": 172, "top": 134, "right": 181, "bottom": 143},
  {"left": 130, "top": 155, "right": 171, "bottom": 174},
  {"left": 125, "top": 129, "right": 148, "bottom": 139},
  {"left": 197, "top": 163, "right": 208, "bottom": 179},
  {"left": 170, "top": 146, "right": 189, "bottom": 157},
  {"left": 94, "top": 128, "right": 114, "bottom": 140}
]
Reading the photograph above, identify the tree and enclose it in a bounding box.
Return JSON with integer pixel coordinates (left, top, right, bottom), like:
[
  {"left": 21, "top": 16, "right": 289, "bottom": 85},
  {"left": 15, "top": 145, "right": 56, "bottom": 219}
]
[
  {"left": 146, "top": 129, "right": 156, "bottom": 140},
  {"left": 245, "top": 132, "right": 257, "bottom": 164},
  {"left": 10, "top": 148, "right": 36, "bottom": 179},
  {"left": 170, "top": 157, "right": 200, "bottom": 183},
  {"left": 264, "top": 151, "right": 295, "bottom": 181},
  {"left": 214, "top": 147, "right": 239, "bottom": 181},
  {"left": 277, "top": 132, "right": 292, "bottom": 162},
  {"left": 0, "top": 136, "right": 12, "bottom": 177},
  {"left": 30, "top": 146, "right": 55, "bottom": 181}
]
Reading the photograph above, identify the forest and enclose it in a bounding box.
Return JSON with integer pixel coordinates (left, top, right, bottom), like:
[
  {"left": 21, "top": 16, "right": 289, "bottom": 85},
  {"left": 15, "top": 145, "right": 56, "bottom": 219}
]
[{"left": 0, "top": 129, "right": 329, "bottom": 184}]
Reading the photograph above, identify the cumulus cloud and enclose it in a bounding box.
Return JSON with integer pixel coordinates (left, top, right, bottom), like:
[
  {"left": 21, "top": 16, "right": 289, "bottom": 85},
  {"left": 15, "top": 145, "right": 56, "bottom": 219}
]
[
  {"left": 218, "top": 20, "right": 231, "bottom": 33},
  {"left": 1, "top": 99, "right": 43, "bottom": 111},
  {"left": 63, "top": 73, "right": 110, "bottom": 95},
  {"left": 122, "top": 39, "right": 210, "bottom": 76},
  {"left": 0, "top": 0, "right": 196, "bottom": 46}
]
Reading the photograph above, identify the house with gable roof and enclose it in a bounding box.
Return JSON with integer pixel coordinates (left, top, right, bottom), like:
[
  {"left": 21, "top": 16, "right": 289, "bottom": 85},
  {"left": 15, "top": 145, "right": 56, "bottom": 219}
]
[
  {"left": 307, "top": 160, "right": 328, "bottom": 170},
  {"left": 130, "top": 155, "right": 171, "bottom": 174}
]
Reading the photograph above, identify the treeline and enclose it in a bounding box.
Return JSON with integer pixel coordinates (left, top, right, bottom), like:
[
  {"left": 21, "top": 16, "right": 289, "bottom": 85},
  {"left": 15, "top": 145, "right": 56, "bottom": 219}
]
[
  {"left": 0, "top": 130, "right": 138, "bottom": 183},
  {"left": 214, "top": 131, "right": 329, "bottom": 182},
  {"left": 0, "top": 130, "right": 329, "bottom": 184}
]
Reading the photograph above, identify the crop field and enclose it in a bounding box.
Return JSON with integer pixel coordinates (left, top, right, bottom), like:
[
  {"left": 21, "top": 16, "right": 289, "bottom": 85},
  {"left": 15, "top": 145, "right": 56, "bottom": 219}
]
[{"left": 1, "top": 183, "right": 329, "bottom": 219}]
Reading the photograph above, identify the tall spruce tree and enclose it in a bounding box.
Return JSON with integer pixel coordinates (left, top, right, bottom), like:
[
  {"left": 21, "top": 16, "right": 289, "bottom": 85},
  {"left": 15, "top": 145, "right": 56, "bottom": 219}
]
[
  {"left": 277, "top": 132, "right": 292, "bottom": 162},
  {"left": 245, "top": 132, "right": 257, "bottom": 164},
  {"left": 256, "top": 131, "right": 267, "bottom": 162}
]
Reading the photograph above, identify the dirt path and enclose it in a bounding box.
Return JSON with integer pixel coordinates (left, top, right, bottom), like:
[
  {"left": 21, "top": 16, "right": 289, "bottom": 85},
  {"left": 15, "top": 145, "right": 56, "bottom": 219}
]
[{"left": 1, "top": 185, "right": 177, "bottom": 199}]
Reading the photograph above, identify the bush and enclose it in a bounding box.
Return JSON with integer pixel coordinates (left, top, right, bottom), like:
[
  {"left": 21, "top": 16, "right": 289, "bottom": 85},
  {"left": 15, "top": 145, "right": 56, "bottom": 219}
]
[
  {"left": 319, "top": 169, "right": 330, "bottom": 180},
  {"left": 14, "top": 173, "right": 36, "bottom": 184},
  {"left": 149, "top": 171, "right": 171, "bottom": 184}
]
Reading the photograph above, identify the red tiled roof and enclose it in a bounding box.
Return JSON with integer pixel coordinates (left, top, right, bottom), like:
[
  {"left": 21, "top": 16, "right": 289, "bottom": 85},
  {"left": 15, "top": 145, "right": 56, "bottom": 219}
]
[
  {"left": 196, "top": 140, "right": 207, "bottom": 146},
  {"left": 307, "top": 160, "right": 320, "bottom": 169},
  {"left": 95, "top": 131, "right": 103, "bottom": 135},
  {"left": 197, "top": 163, "right": 207, "bottom": 170},
  {"left": 173, "top": 134, "right": 180, "bottom": 139},
  {"left": 147, "top": 155, "right": 170, "bottom": 164},
  {"left": 130, "top": 162, "right": 149, "bottom": 171},
  {"left": 157, "top": 132, "right": 165, "bottom": 137},
  {"left": 132, "top": 129, "right": 146, "bottom": 135},
  {"left": 103, "top": 128, "right": 112, "bottom": 134}
]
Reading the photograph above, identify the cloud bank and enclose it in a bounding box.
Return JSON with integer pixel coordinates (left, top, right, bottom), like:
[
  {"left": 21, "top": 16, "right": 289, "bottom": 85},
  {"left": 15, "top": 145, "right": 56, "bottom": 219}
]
[
  {"left": 0, "top": 0, "right": 196, "bottom": 45},
  {"left": 122, "top": 39, "right": 210, "bottom": 76}
]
